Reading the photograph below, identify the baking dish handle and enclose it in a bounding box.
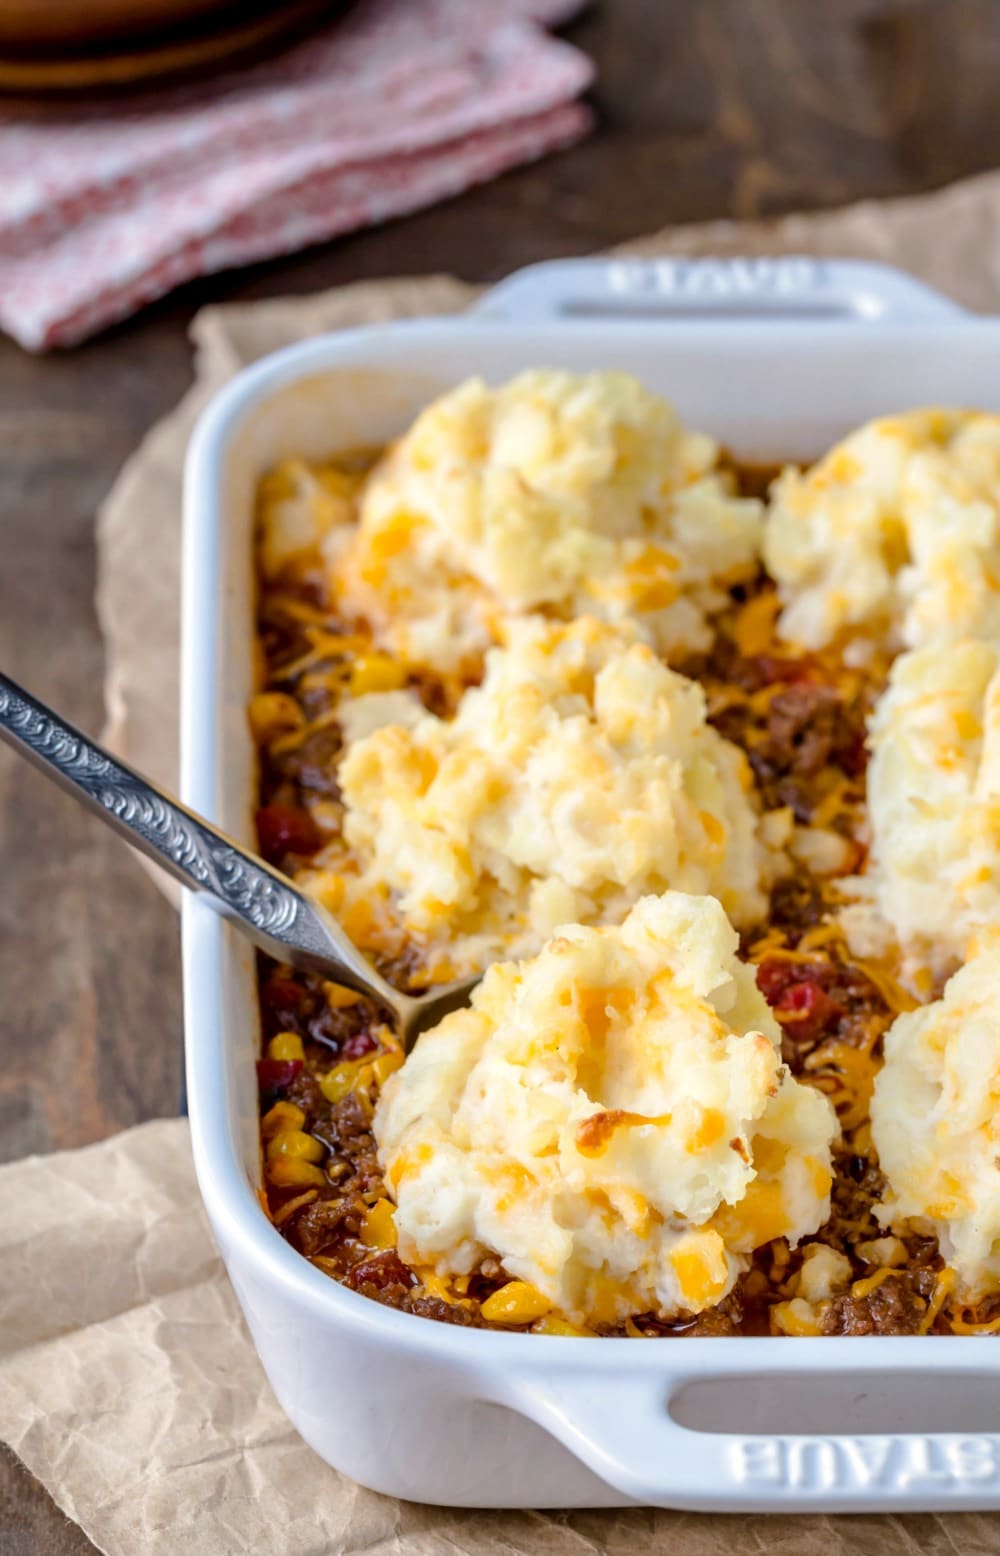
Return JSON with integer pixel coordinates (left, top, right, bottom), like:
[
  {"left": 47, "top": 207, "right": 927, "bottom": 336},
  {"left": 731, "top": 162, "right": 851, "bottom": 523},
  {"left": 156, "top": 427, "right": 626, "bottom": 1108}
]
[
  {"left": 472, "top": 257, "right": 965, "bottom": 323},
  {"left": 507, "top": 1365, "right": 1000, "bottom": 1510}
]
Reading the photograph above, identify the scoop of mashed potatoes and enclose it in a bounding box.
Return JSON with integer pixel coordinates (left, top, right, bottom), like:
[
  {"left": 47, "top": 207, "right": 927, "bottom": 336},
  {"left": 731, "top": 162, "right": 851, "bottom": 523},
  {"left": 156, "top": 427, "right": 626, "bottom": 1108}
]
[
  {"left": 338, "top": 617, "right": 772, "bottom": 972},
  {"left": 864, "top": 637, "right": 1000, "bottom": 978},
  {"left": 764, "top": 410, "right": 1000, "bottom": 660},
  {"left": 332, "top": 369, "right": 762, "bottom": 674},
  {"left": 375, "top": 892, "right": 837, "bottom": 1327},
  {"left": 871, "top": 938, "right": 1000, "bottom": 1302},
  {"left": 256, "top": 457, "right": 359, "bottom": 581}
]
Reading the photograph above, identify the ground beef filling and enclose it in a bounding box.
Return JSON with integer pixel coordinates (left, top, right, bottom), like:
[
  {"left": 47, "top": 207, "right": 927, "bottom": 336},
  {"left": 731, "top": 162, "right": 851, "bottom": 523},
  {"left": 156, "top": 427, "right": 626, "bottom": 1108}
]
[{"left": 252, "top": 464, "right": 956, "bottom": 1338}]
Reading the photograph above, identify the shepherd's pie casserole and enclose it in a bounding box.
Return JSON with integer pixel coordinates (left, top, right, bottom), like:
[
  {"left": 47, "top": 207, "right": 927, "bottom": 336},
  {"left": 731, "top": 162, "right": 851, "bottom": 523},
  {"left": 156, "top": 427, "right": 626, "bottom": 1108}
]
[{"left": 250, "top": 375, "right": 1000, "bottom": 1338}]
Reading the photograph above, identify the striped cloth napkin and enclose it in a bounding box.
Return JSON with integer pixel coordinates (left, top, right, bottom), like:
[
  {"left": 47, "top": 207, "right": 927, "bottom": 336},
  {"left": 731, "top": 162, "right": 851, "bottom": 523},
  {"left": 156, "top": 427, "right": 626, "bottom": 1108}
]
[{"left": 0, "top": 0, "right": 592, "bottom": 349}]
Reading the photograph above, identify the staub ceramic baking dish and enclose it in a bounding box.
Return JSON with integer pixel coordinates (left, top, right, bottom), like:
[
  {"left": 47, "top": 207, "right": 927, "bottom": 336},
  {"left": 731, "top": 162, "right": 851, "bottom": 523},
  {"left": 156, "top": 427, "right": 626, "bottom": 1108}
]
[{"left": 182, "top": 257, "right": 1000, "bottom": 1513}]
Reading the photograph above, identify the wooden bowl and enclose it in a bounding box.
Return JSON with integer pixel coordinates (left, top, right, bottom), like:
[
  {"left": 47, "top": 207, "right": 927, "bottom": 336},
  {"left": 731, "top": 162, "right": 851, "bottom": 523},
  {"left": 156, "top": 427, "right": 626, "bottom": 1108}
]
[
  {"left": 0, "top": 0, "right": 258, "bottom": 49},
  {"left": 0, "top": 0, "right": 344, "bottom": 92}
]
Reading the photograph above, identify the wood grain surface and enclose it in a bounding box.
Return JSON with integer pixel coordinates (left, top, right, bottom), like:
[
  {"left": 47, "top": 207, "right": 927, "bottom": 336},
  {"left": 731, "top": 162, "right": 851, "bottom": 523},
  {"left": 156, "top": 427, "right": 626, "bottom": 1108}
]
[{"left": 5, "top": 0, "right": 1000, "bottom": 1548}]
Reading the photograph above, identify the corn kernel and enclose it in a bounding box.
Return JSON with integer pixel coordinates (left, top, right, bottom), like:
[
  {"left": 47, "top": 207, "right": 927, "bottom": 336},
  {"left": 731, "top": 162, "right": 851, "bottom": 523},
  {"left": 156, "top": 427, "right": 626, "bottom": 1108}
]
[
  {"left": 480, "top": 1281, "right": 553, "bottom": 1325},
  {"left": 323, "top": 981, "right": 362, "bottom": 1010},
  {"left": 312, "top": 873, "right": 345, "bottom": 914},
  {"left": 371, "top": 1048, "right": 404, "bottom": 1087},
  {"left": 319, "top": 1060, "right": 364, "bottom": 1104},
  {"left": 360, "top": 1198, "right": 397, "bottom": 1250},
  {"left": 267, "top": 1158, "right": 327, "bottom": 1189},
  {"left": 266, "top": 1129, "right": 324, "bottom": 1163},
  {"left": 261, "top": 1100, "right": 305, "bottom": 1138},
  {"left": 423, "top": 957, "right": 459, "bottom": 985},
  {"left": 348, "top": 653, "right": 407, "bottom": 696},
  {"left": 353, "top": 1087, "right": 375, "bottom": 1122},
  {"left": 340, "top": 897, "right": 377, "bottom": 943},
  {"left": 267, "top": 1031, "right": 305, "bottom": 1061},
  {"left": 248, "top": 691, "right": 305, "bottom": 744},
  {"left": 532, "top": 1315, "right": 593, "bottom": 1337}
]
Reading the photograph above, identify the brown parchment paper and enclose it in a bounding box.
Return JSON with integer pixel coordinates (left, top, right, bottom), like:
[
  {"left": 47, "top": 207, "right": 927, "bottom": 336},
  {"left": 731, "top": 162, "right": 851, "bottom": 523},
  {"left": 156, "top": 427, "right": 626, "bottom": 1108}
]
[{"left": 10, "top": 170, "right": 1000, "bottom": 1554}]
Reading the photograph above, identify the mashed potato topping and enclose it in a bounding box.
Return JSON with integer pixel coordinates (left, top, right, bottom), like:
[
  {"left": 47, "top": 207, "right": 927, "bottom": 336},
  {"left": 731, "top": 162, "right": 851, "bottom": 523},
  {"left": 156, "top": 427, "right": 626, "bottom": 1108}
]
[
  {"left": 338, "top": 617, "right": 772, "bottom": 972},
  {"left": 256, "top": 457, "right": 358, "bottom": 581},
  {"left": 332, "top": 370, "right": 762, "bottom": 674},
  {"left": 764, "top": 410, "right": 1000, "bottom": 660},
  {"left": 864, "top": 638, "right": 1000, "bottom": 978},
  {"left": 374, "top": 893, "right": 837, "bottom": 1326},
  {"left": 871, "top": 939, "right": 1000, "bottom": 1301}
]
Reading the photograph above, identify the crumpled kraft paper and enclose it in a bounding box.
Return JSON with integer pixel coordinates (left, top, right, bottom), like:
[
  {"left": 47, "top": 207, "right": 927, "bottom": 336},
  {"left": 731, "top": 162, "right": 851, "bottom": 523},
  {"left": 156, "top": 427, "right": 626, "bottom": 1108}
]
[
  {"left": 4, "top": 1118, "right": 1000, "bottom": 1556},
  {"left": 9, "top": 171, "right": 1000, "bottom": 1553}
]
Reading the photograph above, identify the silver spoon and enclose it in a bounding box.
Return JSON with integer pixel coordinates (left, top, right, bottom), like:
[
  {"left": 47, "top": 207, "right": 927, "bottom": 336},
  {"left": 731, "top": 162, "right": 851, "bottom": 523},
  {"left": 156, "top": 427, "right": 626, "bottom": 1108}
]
[{"left": 0, "top": 672, "right": 479, "bottom": 1051}]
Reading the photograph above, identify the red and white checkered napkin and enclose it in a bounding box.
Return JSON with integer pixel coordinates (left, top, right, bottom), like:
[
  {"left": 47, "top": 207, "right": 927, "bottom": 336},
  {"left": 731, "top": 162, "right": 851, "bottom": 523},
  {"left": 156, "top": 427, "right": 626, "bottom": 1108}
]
[{"left": 0, "top": 0, "right": 592, "bottom": 349}]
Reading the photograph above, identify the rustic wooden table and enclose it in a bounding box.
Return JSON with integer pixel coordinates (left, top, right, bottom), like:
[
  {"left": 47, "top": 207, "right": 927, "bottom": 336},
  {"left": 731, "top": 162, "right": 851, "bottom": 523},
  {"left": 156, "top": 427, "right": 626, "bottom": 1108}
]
[{"left": 3, "top": 0, "right": 1000, "bottom": 1546}]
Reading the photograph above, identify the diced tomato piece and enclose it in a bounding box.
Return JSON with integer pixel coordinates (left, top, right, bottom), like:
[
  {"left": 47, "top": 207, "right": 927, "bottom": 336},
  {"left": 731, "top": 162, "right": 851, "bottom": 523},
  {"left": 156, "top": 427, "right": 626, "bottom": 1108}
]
[
  {"left": 256, "top": 1057, "right": 303, "bottom": 1096},
  {"left": 774, "top": 980, "right": 845, "bottom": 1041},
  {"left": 256, "top": 804, "right": 322, "bottom": 863},
  {"left": 756, "top": 958, "right": 804, "bottom": 1004},
  {"left": 757, "top": 957, "right": 832, "bottom": 1003},
  {"left": 340, "top": 1028, "right": 378, "bottom": 1060}
]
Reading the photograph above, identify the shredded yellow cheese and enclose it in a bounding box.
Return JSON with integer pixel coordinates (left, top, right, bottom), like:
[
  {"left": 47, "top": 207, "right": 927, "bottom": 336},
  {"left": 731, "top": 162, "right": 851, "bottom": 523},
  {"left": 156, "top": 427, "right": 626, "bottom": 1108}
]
[{"left": 919, "top": 1268, "right": 956, "bottom": 1334}]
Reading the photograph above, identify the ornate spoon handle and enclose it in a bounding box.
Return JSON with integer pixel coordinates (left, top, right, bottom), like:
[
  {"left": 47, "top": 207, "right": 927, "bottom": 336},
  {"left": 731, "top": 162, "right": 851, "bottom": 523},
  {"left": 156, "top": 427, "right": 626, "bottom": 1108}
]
[{"left": 0, "top": 671, "right": 401, "bottom": 1005}]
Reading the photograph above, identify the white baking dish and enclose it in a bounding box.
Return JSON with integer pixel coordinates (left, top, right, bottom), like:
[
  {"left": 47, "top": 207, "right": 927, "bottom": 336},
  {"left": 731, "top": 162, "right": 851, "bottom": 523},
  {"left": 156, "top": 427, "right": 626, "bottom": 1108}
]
[{"left": 182, "top": 257, "right": 1000, "bottom": 1513}]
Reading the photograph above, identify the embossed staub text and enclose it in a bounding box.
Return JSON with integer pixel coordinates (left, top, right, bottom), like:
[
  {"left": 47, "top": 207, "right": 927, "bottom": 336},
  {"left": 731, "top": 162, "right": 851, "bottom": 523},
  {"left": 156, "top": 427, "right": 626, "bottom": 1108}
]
[{"left": 731, "top": 1436, "right": 1000, "bottom": 1493}]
